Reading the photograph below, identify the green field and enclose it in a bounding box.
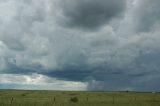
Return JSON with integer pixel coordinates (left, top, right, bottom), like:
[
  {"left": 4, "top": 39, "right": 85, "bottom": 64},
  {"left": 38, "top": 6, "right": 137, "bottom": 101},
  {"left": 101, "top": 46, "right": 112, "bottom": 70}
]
[{"left": 0, "top": 90, "right": 160, "bottom": 106}]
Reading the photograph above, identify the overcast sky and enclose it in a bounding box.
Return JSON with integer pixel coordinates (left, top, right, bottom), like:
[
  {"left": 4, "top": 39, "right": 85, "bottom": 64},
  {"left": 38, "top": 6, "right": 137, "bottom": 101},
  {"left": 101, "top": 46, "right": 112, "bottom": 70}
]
[{"left": 0, "top": 0, "right": 160, "bottom": 91}]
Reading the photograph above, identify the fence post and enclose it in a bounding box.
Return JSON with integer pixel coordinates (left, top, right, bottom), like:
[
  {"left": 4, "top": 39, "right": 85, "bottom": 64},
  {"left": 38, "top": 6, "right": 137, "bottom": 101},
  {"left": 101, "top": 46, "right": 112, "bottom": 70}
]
[
  {"left": 112, "top": 96, "right": 115, "bottom": 105},
  {"left": 54, "top": 97, "right": 56, "bottom": 102},
  {"left": 52, "top": 97, "right": 56, "bottom": 104},
  {"left": 10, "top": 97, "right": 14, "bottom": 106}
]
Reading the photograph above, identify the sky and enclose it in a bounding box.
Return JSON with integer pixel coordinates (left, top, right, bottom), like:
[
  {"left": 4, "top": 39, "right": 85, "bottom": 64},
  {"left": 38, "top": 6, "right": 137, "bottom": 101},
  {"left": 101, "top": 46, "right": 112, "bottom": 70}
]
[{"left": 0, "top": 0, "right": 160, "bottom": 91}]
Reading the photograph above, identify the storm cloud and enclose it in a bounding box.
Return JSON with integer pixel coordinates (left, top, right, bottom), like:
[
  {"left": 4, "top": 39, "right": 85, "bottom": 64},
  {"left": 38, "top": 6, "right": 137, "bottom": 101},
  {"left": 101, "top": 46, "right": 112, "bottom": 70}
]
[
  {"left": 55, "top": 0, "right": 126, "bottom": 30},
  {"left": 0, "top": 0, "right": 160, "bottom": 91}
]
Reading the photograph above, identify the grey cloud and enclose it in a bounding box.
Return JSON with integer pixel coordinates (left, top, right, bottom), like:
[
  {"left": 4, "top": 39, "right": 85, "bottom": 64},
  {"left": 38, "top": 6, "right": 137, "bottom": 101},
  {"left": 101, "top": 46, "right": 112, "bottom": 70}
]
[
  {"left": 0, "top": 0, "right": 46, "bottom": 51},
  {"left": 0, "top": 0, "right": 160, "bottom": 91},
  {"left": 133, "top": 0, "right": 160, "bottom": 32},
  {"left": 116, "top": 0, "right": 160, "bottom": 36},
  {"left": 56, "top": 0, "right": 126, "bottom": 30}
]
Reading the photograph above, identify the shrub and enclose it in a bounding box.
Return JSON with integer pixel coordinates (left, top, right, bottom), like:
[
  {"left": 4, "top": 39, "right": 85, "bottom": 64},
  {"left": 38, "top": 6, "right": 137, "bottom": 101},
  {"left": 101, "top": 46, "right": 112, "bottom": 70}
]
[
  {"left": 70, "top": 97, "right": 78, "bottom": 102},
  {"left": 21, "top": 93, "right": 26, "bottom": 96}
]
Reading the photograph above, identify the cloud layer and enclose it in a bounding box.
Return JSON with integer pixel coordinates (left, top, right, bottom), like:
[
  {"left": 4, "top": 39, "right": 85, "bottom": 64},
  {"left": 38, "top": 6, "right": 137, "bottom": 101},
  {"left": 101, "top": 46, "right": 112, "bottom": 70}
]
[
  {"left": 0, "top": 73, "right": 87, "bottom": 90},
  {"left": 0, "top": 0, "right": 160, "bottom": 91}
]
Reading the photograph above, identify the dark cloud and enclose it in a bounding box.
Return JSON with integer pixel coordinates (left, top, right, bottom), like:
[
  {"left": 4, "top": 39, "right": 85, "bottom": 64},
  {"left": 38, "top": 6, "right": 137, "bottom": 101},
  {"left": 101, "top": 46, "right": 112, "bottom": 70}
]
[
  {"left": 0, "top": 0, "right": 160, "bottom": 91},
  {"left": 56, "top": 0, "right": 126, "bottom": 30},
  {"left": 87, "top": 73, "right": 160, "bottom": 92}
]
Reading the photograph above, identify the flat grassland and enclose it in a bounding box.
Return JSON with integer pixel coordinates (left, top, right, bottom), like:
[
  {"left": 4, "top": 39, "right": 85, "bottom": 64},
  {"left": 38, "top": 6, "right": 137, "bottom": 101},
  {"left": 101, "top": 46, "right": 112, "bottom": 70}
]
[{"left": 0, "top": 90, "right": 160, "bottom": 106}]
